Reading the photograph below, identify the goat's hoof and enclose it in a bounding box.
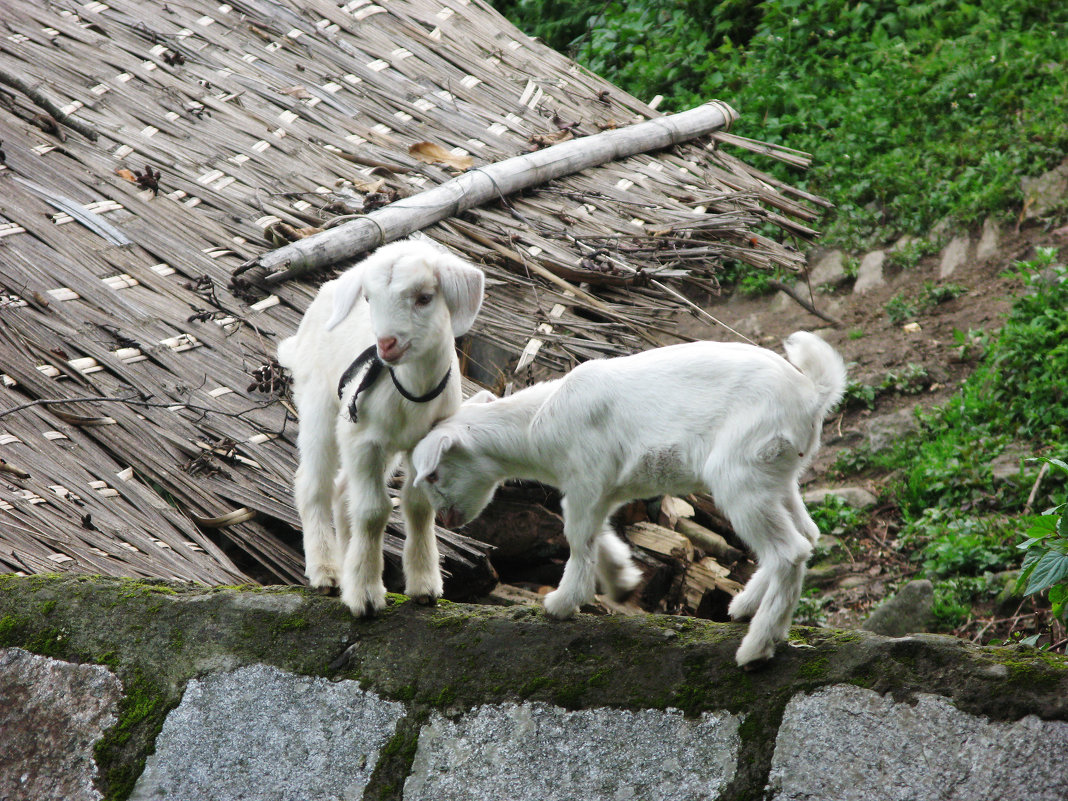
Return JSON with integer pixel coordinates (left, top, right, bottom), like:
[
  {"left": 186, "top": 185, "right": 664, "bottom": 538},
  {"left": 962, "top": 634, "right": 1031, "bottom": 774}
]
[
  {"left": 412, "top": 593, "right": 438, "bottom": 607},
  {"left": 739, "top": 656, "right": 774, "bottom": 673},
  {"left": 311, "top": 585, "right": 339, "bottom": 597},
  {"left": 342, "top": 592, "right": 387, "bottom": 619},
  {"left": 735, "top": 637, "right": 777, "bottom": 669},
  {"left": 543, "top": 591, "right": 579, "bottom": 620},
  {"left": 727, "top": 594, "right": 760, "bottom": 622}
]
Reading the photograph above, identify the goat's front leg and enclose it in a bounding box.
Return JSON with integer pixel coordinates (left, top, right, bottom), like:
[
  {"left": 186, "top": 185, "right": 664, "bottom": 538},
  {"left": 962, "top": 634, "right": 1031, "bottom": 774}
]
[
  {"left": 544, "top": 496, "right": 611, "bottom": 619},
  {"left": 400, "top": 462, "right": 442, "bottom": 605},
  {"left": 338, "top": 442, "right": 392, "bottom": 617}
]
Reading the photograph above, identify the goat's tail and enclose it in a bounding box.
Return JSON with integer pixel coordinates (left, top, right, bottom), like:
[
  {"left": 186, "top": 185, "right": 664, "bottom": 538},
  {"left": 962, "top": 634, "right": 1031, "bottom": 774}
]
[{"left": 783, "top": 331, "right": 847, "bottom": 420}]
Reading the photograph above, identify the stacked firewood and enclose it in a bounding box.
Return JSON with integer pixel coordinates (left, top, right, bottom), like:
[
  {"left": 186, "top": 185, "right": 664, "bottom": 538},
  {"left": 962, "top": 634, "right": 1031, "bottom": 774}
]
[{"left": 461, "top": 483, "right": 754, "bottom": 621}]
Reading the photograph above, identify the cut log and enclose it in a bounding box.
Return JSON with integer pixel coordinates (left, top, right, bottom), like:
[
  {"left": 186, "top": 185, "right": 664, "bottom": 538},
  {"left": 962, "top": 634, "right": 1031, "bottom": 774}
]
[
  {"left": 687, "top": 493, "right": 738, "bottom": 538},
  {"left": 626, "top": 521, "right": 695, "bottom": 562},
  {"left": 233, "top": 101, "right": 738, "bottom": 284},
  {"left": 676, "top": 519, "right": 744, "bottom": 565},
  {"left": 480, "top": 583, "right": 544, "bottom": 607},
  {"left": 595, "top": 595, "right": 648, "bottom": 616},
  {"left": 683, "top": 559, "right": 745, "bottom": 619},
  {"left": 658, "top": 495, "right": 696, "bottom": 529}
]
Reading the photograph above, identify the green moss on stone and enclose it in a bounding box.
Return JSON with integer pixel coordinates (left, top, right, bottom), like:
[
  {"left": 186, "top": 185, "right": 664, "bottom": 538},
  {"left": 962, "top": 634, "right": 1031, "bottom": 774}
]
[{"left": 93, "top": 669, "right": 175, "bottom": 800}]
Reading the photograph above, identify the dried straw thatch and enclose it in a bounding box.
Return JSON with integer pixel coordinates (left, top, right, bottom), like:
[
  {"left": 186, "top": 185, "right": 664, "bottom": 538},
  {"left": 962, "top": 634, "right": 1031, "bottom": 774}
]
[{"left": 0, "top": 0, "right": 827, "bottom": 586}]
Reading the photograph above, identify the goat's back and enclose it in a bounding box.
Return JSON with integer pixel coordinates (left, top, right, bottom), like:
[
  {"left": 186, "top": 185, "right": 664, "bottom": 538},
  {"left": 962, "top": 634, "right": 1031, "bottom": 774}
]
[{"left": 529, "top": 339, "right": 833, "bottom": 469}]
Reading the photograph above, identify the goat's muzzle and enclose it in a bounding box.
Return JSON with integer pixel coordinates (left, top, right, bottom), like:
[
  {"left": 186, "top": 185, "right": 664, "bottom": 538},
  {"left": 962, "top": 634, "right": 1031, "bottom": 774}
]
[{"left": 377, "top": 337, "right": 409, "bottom": 363}]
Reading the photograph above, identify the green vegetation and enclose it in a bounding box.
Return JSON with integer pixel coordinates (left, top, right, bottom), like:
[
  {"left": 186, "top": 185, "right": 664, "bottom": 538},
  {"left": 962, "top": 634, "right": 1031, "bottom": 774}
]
[
  {"left": 493, "top": 0, "right": 1068, "bottom": 248},
  {"left": 886, "top": 281, "right": 967, "bottom": 324},
  {"left": 1016, "top": 459, "right": 1068, "bottom": 626},
  {"left": 840, "top": 363, "right": 929, "bottom": 412}
]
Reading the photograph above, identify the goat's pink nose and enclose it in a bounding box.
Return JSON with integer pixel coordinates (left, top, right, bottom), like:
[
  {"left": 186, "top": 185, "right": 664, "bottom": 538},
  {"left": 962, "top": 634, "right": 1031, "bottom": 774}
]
[{"left": 377, "top": 336, "right": 398, "bottom": 354}]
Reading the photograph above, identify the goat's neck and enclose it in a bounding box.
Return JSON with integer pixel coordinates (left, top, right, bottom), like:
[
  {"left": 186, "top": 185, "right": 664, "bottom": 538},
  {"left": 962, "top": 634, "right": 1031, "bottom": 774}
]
[
  {"left": 467, "top": 384, "right": 561, "bottom": 486},
  {"left": 388, "top": 334, "right": 454, "bottom": 397}
]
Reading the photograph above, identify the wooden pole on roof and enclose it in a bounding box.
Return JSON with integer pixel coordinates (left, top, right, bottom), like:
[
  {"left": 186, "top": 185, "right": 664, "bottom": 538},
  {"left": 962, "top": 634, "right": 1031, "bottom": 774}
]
[{"left": 233, "top": 100, "right": 738, "bottom": 285}]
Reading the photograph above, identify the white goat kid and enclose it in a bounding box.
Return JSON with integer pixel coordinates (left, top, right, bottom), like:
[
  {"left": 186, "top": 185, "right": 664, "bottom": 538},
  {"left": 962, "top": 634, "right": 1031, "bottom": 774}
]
[
  {"left": 277, "top": 239, "right": 484, "bottom": 616},
  {"left": 411, "top": 332, "right": 846, "bottom": 668}
]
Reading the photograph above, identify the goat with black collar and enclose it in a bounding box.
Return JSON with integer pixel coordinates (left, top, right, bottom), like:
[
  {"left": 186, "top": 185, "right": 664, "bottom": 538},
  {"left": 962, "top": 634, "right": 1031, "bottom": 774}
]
[{"left": 278, "top": 238, "right": 484, "bottom": 616}]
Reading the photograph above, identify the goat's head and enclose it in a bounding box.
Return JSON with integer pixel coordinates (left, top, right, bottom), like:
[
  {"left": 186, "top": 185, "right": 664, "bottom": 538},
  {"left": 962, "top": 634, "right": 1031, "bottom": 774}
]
[
  {"left": 325, "top": 239, "right": 484, "bottom": 364},
  {"left": 411, "top": 391, "right": 499, "bottom": 528}
]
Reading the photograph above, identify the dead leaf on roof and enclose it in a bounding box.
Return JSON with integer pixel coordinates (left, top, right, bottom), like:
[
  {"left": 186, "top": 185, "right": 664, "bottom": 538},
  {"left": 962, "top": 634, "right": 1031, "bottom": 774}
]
[
  {"left": 265, "top": 222, "right": 323, "bottom": 247},
  {"left": 529, "top": 129, "right": 574, "bottom": 150},
  {"left": 409, "top": 141, "right": 473, "bottom": 171},
  {"left": 280, "top": 86, "right": 313, "bottom": 100},
  {"left": 345, "top": 176, "right": 386, "bottom": 194}
]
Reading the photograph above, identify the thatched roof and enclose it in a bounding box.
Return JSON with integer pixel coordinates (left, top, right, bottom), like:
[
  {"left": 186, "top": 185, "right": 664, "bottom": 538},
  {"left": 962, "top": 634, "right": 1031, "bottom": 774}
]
[{"left": 0, "top": 0, "right": 827, "bottom": 585}]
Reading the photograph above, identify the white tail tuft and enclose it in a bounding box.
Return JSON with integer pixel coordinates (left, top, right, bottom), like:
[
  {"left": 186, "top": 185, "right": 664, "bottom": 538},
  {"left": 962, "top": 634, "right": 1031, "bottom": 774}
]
[{"left": 783, "top": 331, "right": 847, "bottom": 419}]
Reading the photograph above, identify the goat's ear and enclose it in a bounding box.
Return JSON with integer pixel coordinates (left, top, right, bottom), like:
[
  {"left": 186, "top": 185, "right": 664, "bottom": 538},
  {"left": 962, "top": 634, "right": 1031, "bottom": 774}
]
[
  {"left": 324, "top": 263, "right": 367, "bottom": 331},
  {"left": 436, "top": 254, "right": 485, "bottom": 337},
  {"left": 463, "top": 389, "right": 497, "bottom": 406},
  {"left": 412, "top": 430, "right": 453, "bottom": 486}
]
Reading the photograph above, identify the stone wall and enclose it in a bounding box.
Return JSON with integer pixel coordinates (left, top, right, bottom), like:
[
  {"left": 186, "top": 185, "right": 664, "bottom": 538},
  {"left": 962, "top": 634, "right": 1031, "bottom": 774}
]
[{"left": 2, "top": 575, "right": 1067, "bottom": 800}]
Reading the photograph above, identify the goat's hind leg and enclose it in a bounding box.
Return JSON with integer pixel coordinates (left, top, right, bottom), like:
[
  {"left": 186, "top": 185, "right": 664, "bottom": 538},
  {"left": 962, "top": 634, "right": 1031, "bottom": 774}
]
[
  {"left": 788, "top": 487, "right": 821, "bottom": 546},
  {"left": 595, "top": 525, "right": 642, "bottom": 602},
  {"left": 721, "top": 493, "right": 812, "bottom": 668},
  {"left": 293, "top": 393, "right": 342, "bottom": 589},
  {"left": 727, "top": 563, "right": 772, "bottom": 623},
  {"left": 400, "top": 463, "right": 443, "bottom": 605}
]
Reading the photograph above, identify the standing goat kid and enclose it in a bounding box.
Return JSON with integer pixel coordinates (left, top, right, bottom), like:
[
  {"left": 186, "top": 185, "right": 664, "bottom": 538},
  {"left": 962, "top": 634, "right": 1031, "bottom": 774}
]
[
  {"left": 411, "top": 332, "right": 846, "bottom": 668},
  {"left": 277, "top": 239, "right": 484, "bottom": 616}
]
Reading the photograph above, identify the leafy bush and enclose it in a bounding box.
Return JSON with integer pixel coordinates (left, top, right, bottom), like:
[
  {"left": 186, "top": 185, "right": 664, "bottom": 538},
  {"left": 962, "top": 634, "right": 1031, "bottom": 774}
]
[
  {"left": 1016, "top": 458, "right": 1068, "bottom": 622},
  {"left": 922, "top": 281, "right": 967, "bottom": 307},
  {"left": 907, "top": 510, "right": 1018, "bottom": 578},
  {"left": 884, "top": 293, "right": 918, "bottom": 325},
  {"left": 880, "top": 363, "right": 928, "bottom": 396},
  {"left": 931, "top": 575, "right": 1002, "bottom": 629},
  {"left": 808, "top": 494, "right": 869, "bottom": 539},
  {"left": 886, "top": 238, "right": 941, "bottom": 271},
  {"left": 840, "top": 378, "right": 877, "bottom": 411}
]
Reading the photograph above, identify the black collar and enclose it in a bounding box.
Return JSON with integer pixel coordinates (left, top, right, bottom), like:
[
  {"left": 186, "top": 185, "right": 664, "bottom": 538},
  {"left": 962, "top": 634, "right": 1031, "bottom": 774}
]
[{"left": 337, "top": 344, "right": 451, "bottom": 423}]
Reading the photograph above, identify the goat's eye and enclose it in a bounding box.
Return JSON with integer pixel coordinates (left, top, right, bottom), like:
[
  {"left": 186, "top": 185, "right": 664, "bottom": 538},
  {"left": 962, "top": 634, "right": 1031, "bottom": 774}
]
[
  {"left": 414, "top": 292, "right": 434, "bottom": 307},
  {"left": 426, "top": 471, "right": 439, "bottom": 484}
]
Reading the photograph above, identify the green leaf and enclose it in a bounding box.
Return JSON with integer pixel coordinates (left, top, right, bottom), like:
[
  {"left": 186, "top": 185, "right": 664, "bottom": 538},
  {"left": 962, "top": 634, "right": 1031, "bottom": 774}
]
[
  {"left": 1035, "top": 457, "right": 1068, "bottom": 474},
  {"left": 1049, "top": 584, "right": 1068, "bottom": 621},
  {"left": 1024, "top": 550, "right": 1068, "bottom": 596}
]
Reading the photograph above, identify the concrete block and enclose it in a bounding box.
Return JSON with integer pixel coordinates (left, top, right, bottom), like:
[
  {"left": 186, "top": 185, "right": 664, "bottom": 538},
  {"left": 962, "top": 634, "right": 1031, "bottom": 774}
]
[
  {"left": 130, "top": 665, "right": 405, "bottom": 801},
  {"left": 769, "top": 684, "right": 1068, "bottom": 800},
  {"left": 405, "top": 702, "right": 741, "bottom": 801}
]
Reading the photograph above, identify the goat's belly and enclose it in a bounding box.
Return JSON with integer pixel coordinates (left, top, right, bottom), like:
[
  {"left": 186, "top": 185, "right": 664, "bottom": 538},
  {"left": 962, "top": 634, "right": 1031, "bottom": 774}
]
[{"left": 618, "top": 447, "right": 704, "bottom": 498}]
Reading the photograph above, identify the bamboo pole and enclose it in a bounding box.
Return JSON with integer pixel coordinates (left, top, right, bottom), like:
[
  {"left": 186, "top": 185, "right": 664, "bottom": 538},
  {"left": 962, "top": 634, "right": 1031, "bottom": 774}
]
[{"left": 233, "top": 100, "right": 738, "bottom": 284}]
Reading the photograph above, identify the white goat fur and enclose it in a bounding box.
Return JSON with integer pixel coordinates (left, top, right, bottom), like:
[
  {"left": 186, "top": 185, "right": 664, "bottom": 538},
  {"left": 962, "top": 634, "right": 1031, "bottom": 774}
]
[
  {"left": 412, "top": 332, "right": 846, "bottom": 667},
  {"left": 277, "top": 239, "right": 484, "bottom": 616}
]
